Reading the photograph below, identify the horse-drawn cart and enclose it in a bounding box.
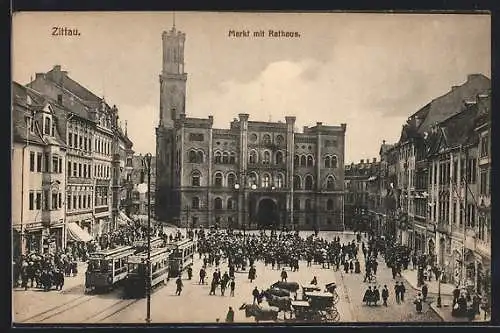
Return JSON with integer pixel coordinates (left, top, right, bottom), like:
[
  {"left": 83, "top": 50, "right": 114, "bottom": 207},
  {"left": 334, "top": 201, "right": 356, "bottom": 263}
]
[{"left": 300, "top": 291, "right": 340, "bottom": 322}]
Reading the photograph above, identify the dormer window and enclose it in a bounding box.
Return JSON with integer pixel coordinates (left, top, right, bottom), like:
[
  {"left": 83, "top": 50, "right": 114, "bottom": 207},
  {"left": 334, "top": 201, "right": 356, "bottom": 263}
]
[
  {"left": 44, "top": 116, "right": 51, "bottom": 135},
  {"left": 26, "top": 117, "right": 35, "bottom": 134}
]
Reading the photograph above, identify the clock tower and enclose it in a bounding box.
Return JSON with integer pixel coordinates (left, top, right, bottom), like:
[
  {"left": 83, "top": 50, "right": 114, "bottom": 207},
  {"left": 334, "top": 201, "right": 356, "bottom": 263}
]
[{"left": 159, "top": 24, "right": 187, "bottom": 128}]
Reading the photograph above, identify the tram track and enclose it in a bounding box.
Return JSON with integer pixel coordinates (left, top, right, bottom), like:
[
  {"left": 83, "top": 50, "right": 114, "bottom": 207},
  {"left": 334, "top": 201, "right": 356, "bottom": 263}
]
[
  {"left": 18, "top": 294, "right": 93, "bottom": 323},
  {"left": 82, "top": 298, "right": 142, "bottom": 323}
]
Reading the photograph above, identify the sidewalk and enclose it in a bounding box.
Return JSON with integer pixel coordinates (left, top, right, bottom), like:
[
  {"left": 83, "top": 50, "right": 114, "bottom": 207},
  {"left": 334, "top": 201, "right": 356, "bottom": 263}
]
[
  {"left": 13, "top": 262, "right": 87, "bottom": 293},
  {"left": 401, "top": 269, "right": 490, "bottom": 323},
  {"left": 401, "top": 269, "right": 454, "bottom": 296}
]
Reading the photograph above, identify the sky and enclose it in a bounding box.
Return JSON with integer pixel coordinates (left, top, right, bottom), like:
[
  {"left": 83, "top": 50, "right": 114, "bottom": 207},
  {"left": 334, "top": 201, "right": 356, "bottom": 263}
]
[{"left": 12, "top": 12, "right": 491, "bottom": 164}]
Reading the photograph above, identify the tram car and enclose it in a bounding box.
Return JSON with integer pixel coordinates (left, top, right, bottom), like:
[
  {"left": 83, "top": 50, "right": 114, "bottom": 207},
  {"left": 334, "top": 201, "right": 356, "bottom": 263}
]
[
  {"left": 166, "top": 239, "right": 196, "bottom": 278},
  {"left": 124, "top": 246, "right": 171, "bottom": 298},
  {"left": 85, "top": 245, "right": 137, "bottom": 293}
]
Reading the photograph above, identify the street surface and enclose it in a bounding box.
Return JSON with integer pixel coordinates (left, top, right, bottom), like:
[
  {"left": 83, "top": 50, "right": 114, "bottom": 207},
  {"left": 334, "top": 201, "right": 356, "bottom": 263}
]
[{"left": 13, "top": 230, "right": 441, "bottom": 324}]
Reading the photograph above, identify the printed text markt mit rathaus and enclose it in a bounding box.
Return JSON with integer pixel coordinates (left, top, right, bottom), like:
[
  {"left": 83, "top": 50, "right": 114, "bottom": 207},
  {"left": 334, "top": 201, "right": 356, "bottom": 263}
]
[{"left": 228, "top": 30, "right": 301, "bottom": 38}]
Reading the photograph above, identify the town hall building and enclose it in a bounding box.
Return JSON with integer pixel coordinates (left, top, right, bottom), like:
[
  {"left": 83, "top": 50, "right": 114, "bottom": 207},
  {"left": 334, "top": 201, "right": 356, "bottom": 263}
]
[{"left": 155, "top": 25, "right": 347, "bottom": 230}]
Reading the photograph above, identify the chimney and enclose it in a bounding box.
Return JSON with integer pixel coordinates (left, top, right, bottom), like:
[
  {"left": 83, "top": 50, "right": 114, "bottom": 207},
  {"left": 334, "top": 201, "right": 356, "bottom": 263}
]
[
  {"left": 360, "top": 159, "right": 364, "bottom": 164},
  {"left": 382, "top": 140, "right": 386, "bottom": 145},
  {"left": 35, "top": 73, "right": 45, "bottom": 80},
  {"left": 53, "top": 65, "right": 61, "bottom": 72},
  {"left": 373, "top": 158, "right": 377, "bottom": 163},
  {"left": 451, "top": 86, "right": 459, "bottom": 91},
  {"left": 316, "top": 122, "right": 322, "bottom": 127}
]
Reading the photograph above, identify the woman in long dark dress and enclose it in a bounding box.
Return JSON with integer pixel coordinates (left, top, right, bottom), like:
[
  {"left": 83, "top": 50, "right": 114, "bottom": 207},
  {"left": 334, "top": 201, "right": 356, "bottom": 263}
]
[{"left": 363, "top": 286, "right": 373, "bottom": 306}]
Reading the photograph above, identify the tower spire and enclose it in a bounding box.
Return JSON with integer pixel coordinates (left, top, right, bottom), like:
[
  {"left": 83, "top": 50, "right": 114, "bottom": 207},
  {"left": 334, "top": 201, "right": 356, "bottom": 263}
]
[{"left": 173, "top": 11, "right": 176, "bottom": 29}]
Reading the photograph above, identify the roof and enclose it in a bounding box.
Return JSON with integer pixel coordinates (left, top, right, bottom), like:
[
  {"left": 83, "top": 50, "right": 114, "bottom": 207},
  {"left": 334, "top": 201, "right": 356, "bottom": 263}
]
[
  {"left": 416, "top": 74, "right": 490, "bottom": 134},
  {"left": 46, "top": 65, "right": 102, "bottom": 103},
  {"left": 12, "top": 82, "right": 65, "bottom": 146},
  {"left": 427, "top": 102, "right": 479, "bottom": 155}
]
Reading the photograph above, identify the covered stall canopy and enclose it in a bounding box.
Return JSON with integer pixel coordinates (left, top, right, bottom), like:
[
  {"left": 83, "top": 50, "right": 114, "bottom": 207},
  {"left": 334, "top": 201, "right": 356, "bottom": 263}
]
[{"left": 67, "top": 222, "right": 93, "bottom": 242}]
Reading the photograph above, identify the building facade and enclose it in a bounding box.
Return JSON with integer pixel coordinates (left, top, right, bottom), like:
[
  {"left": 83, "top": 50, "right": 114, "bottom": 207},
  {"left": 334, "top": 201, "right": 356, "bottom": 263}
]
[
  {"left": 344, "top": 159, "right": 379, "bottom": 232},
  {"left": 12, "top": 66, "right": 133, "bottom": 255},
  {"left": 155, "top": 26, "right": 346, "bottom": 230},
  {"left": 379, "top": 74, "right": 490, "bottom": 296},
  {"left": 12, "top": 83, "right": 67, "bottom": 256},
  {"left": 130, "top": 154, "right": 157, "bottom": 218}
]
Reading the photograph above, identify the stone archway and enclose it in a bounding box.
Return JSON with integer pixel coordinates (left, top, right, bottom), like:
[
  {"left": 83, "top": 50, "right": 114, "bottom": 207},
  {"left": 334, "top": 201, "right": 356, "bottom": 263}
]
[{"left": 256, "top": 198, "right": 278, "bottom": 229}]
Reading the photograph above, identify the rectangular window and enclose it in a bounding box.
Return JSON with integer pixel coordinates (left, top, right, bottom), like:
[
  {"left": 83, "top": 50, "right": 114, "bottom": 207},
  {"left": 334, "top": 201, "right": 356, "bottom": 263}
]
[
  {"left": 68, "top": 161, "right": 72, "bottom": 177},
  {"left": 51, "top": 122, "right": 56, "bottom": 137},
  {"left": 83, "top": 195, "right": 87, "bottom": 208},
  {"left": 44, "top": 153, "right": 50, "bottom": 172},
  {"left": 73, "top": 196, "right": 77, "bottom": 210},
  {"left": 58, "top": 193, "right": 62, "bottom": 208},
  {"left": 36, "top": 192, "right": 41, "bottom": 210},
  {"left": 79, "top": 136, "right": 83, "bottom": 149},
  {"left": 73, "top": 162, "right": 77, "bottom": 177},
  {"left": 29, "top": 192, "right": 34, "bottom": 210},
  {"left": 52, "top": 156, "right": 58, "bottom": 173},
  {"left": 78, "top": 195, "right": 81, "bottom": 209},
  {"left": 84, "top": 137, "right": 87, "bottom": 151},
  {"left": 83, "top": 164, "right": 87, "bottom": 178},
  {"left": 89, "top": 164, "right": 92, "bottom": 178},
  {"left": 67, "top": 194, "right": 72, "bottom": 210},
  {"left": 88, "top": 194, "right": 91, "bottom": 208},
  {"left": 74, "top": 133, "right": 78, "bottom": 148},
  {"left": 59, "top": 158, "right": 62, "bottom": 173},
  {"left": 36, "top": 153, "right": 42, "bottom": 172},
  {"left": 452, "top": 161, "right": 458, "bottom": 184},
  {"left": 480, "top": 135, "right": 489, "bottom": 157},
  {"left": 51, "top": 193, "right": 57, "bottom": 210},
  {"left": 78, "top": 163, "right": 82, "bottom": 177},
  {"left": 29, "top": 152, "right": 35, "bottom": 172},
  {"left": 69, "top": 132, "right": 73, "bottom": 147},
  {"left": 480, "top": 170, "right": 487, "bottom": 195}
]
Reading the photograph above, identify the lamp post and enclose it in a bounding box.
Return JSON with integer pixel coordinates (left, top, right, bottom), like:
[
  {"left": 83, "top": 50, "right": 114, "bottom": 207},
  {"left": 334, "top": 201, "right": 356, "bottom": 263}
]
[{"left": 137, "top": 153, "right": 152, "bottom": 324}]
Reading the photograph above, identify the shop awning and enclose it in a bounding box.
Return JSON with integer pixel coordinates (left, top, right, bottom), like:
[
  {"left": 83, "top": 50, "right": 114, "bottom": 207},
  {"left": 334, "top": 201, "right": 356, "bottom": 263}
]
[{"left": 67, "top": 222, "right": 93, "bottom": 242}]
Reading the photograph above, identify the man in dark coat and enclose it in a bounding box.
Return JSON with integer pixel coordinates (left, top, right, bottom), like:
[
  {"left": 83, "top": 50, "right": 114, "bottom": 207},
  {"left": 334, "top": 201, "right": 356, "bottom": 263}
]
[
  {"left": 421, "top": 283, "right": 428, "bottom": 302},
  {"left": 252, "top": 286, "right": 260, "bottom": 304},
  {"left": 382, "top": 285, "right": 389, "bottom": 306},
  {"left": 373, "top": 286, "right": 381, "bottom": 306},
  {"left": 280, "top": 269, "right": 287, "bottom": 282},
  {"left": 363, "top": 286, "right": 373, "bottom": 306},
  {"left": 175, "top": 276, "right": 183, "bottom": 295},
  {"left": 225, "top": 306, "right": 234, "bottom": 323},
  {"left": 394, "top": 282, "right": 401, "bottom": 304},
  {"left": 400, "top": 282, "right": 406, "bottom": 302}
]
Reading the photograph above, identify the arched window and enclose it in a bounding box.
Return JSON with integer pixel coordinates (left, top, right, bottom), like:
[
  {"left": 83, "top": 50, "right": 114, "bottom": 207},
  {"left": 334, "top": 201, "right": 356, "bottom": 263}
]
[
  {"left": 263, "top": 151, "right": 271, "bottom": 164},
  {"left": 214, "top": 172, "right": 223, "bottom": 187},
  {"left": 191, "top": 171, "right": 201, "bottom": 186},
  {"left": 189, "top": 150, "right": 197, "bottom": 163},
  {"left": 305, "top": 175, "right": 313, "bottom": 190},
  {"left": 192, "top": 197, "right": 200, "bottom": 209},
  {"left": 300, "top": 155, "right": 307, "bottom": 167},
  {"left": 229, "top": 152, "right": 236, "bottom": 164},
  {"left": 214, "top": 151, "right": 222, "bottom": 164},
  {"left": 248, "top": 172, "right": 258, "bottom": 187},
  {"left": 276, "top": 173, "right": 284, "bottom": 188},
  {"left": 293, "top": 198, "right": 300, "bottom": 210},
  {"left": 262, "top": 134, "right": 271, "bottom": 145},
  {"left": 305, "top": 199, "right": 312, "bottom": 211},
  {"left": 249, "top": 150, "right": 257, "bottom": 164},
  {"left": 227, "top": 173, "right": 236, "bottom": 188},
  {"left": 227, "top": 198, "right": 234, "bottom": 210},
  {"left": 222, "top": 152, "right": 229, "bottom": 164},
  {"left": 331, "top": 155, "right": 338, "bottom": 168},
  {"left": 326, "top": 176, "right": 335, "bottom": 190},
  {"left": 294, "top": 155, "right": 299, "bottom": 167},
  {"left": 307, "top": 155, "right": 314, "bottom": 167},
  {"left": 276, "top": 135, "right": 284, "bottom": 146},
  {"left": 324, "top": 156, "right": 331, "bottom": 168},
  {"left": 327, "top": 199, "right": 334, "bottom": 211},
  {"left": 293, "top": 175, "right": 301, "bottom": 189},
  {"left": 262, "top": 173, "right": 271, "bottom": 188},
  {"left": 276, "top": 151, "right": 284, "bottom": 165},
  {"left": 214, "top": 197, "right": 222, "bottom": 210},
  {"left": 197, "top": 151, "right": 204, "bottom": 163}
]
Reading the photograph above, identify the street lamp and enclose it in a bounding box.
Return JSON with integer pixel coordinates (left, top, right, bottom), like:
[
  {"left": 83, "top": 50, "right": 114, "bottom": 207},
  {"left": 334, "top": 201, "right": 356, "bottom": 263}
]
[
  {"left": 137, "top": 153, "right": 152, "bottom": 324},
  {"left": 437, "top": 267, "right": 442, "bottom": 307}
]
